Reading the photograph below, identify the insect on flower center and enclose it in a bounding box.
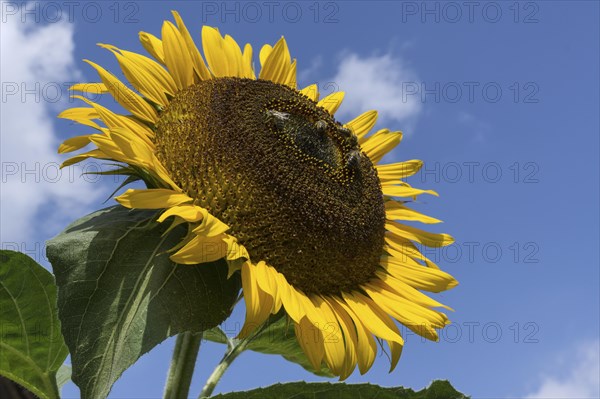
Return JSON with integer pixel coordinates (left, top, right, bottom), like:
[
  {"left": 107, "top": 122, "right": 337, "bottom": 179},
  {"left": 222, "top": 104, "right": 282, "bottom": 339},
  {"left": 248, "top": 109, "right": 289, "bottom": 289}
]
[{"left": 155, "top": 78, "right": 385, "bottom": 295}]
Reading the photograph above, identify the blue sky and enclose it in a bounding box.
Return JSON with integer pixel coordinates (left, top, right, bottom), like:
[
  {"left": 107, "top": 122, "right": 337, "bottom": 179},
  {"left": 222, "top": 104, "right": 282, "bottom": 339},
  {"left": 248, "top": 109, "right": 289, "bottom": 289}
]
[{"left": 1, "top": 1, "right": 598, "bottom": 398}]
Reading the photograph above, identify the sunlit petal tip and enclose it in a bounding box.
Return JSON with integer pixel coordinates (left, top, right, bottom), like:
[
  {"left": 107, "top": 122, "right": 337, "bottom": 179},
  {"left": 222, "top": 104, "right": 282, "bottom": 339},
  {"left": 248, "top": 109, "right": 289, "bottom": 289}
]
[
  {"left": 447, "top": 277, "right": 459, "bottom": 290},
  {"left": 96, "top": 42, "right": 117, "bottom": 51},
  {"left": 139, "top": 31, "right": 166, "bottom": 64}
]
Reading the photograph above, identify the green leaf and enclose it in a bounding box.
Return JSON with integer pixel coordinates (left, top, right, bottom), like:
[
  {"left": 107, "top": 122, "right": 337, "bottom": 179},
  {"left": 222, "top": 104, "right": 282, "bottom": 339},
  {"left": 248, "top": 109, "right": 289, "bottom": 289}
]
[
  {"left": 209, "top": 380, "right": 468, "bottom": 399},
  {"left": 203, "top": 327, "right": 230, "bottom": 346},
  {"left": 205, "top": 314, "right": 335, "bottom": 378},
  {"left": 46, "top": 206, "right": 241, "bottom": 399},
  {"left": 56, "top": 364, "right": 72, "bottom": 390},
  {"left": 0, "top": 250, "right": 69, "bottom": 399}
]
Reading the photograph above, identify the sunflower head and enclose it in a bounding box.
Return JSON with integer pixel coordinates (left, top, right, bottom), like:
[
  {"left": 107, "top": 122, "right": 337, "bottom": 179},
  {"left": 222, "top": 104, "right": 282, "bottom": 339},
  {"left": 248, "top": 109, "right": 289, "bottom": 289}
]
[
  {"left": 59, "top": 11, "right": 457, "bottom": 380},
  {"left": 155, "top": 77, "right": 386, "bottom": 296}
]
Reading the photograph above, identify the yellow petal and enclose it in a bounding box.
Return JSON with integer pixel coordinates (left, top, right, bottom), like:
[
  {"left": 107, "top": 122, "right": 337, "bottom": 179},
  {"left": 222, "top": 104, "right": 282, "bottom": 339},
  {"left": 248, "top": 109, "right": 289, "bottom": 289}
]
[
  {"left": 311, "top": 296, "right": 346, "bottom": 377},
  {"left": 333, "top": 299, "right": 377, "bottom": 375},
  {"left": 253, "top": 261, "right": 273, "bottom": 292},
  {"left": 115, "top": 188, "right": 191, "bottom": 209},
  {"left": 239, "top": 262, "right": 274, "bottom": 338},
  {"left": 61, "top": 149, "right": 106, "bottom": 168},
  {"left": 254, "top": 262, "right": 282, "bottom": 313},
  {"left": 376, "top": 160, "right": 423, "bottom": 180},
  {"left": 352, "top": 293, "right": 404, "bottom": 372},
  {"left": 291, "top": 295, "right": 325, "bottom": 336},
  {"left": 88, "top": 134, "right": 127, "bottom": 163},
  {"left": 385, "top": 235, "right": 440, "bottom": 269},
  {"left": 318, "top": 92, "right": 345, "bottom": 115},
  {"left": 83, "top": 60, "right": 158, "bottom": 124},
  {"left": 345, "top": 110, "right": 378, "bottom": 143},
  {"left": 387, "top": 337, "right": 403, "bottom": 372},
  {"left": 276, "top": 274, "right": 306, "bottom": 324},
  {"left": 375, "top": 272, "right": 453, "bottom": 311},
  {"left": 285, "top": 59, "right": 297, "bottom": 88},
  {"left": 109, "top": 127, "right": 155, "bottom": 167},
  {"left": 98, "top": 44, "right": 172, "bottom": 106},
  {"left": 259, "top": 44, "right": 272, "bottom": 67},
  {"left": 382, "top": 185, "right": 439, "bottom": 198},
  {"left": 299, "top": 84, "right": 319, "bottom": 102},
  {"left": 58, "top": 135, "right": 92, "bottom": 153},
  {"left": 120, "top": 49, "right": 177, "bottom": 95},
  {"left": 222, "top": 236, "right": 250, "bottom": 263},
  {"left": 170, "top": 234, "right": 229, "bottom": 264},
  {"left": 157, "top": 204, "right": 205, "bottom": 223},
  {"left": 192, "top": 210, "right": 230, "bottom": 236},
  {"left": 58, "top": 107, "right": 101, "bottom": 130},
  {"left": 171, "top": 10, "right": 212, "bottom": 81},
  {"left": 341, "top": 292, "right": 403, "bottom": 344},
  {"left": 294, "top": 317, "right": 325, "bottom": 372},
  {"left": 385, "top": 201, "right": 441, "bottom": 224},
  {"left": 71, "top": 95, "right": 154, "bottom": 144},
  {"left": 202, "top": 26, "right": 231, "bottom": 77},
  {"left": 361, "top": 129, "right": 402, "bottom": 164},
  {"left": 357, "top": 287, "right": 405, "bottom": 371},
  {"left": 326, "top": 298, "right": 358, "bottom": 380},
  {"left": 242, "top": 43, "right": 255, "bottom": 79},
  {"left": 386, "top": 220, "right": 454, "bottom": 247},
  {"left": 224, "top": 34, "right": 245, "bottom": 77},
  {"left": 365, "top": 284, "right": 444, "bottom": 341},
  {"left": 384, "top": 244, "right": 424, "bottom": 269},
  {"left": 382, "top": 256, "right": 458, "bottom": 293},
  {"left": 162, "top": 21, "right": 195, "bottom": 89},
  {"left": 151, "top": 156, "right": 180, "bottom": 191},
  {"left": 139, "top": 32, "right": 165, "bottom": 64},
  {"left": 259, "top": 37, "right": 291, "bottom": 84},
  {"left": 69, "top": 83, "right": 107, "bottom": 94}
]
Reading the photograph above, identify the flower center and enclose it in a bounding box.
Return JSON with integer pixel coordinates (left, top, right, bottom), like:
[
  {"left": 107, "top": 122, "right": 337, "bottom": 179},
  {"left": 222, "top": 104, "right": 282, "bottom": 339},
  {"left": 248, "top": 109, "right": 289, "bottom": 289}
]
[{"left": 155, "top": 78, "right": 385, "bottom": 295}]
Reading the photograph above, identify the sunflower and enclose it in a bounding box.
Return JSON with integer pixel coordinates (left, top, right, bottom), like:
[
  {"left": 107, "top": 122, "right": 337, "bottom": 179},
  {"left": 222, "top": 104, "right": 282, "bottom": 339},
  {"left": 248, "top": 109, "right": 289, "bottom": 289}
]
[{"left": 59, "top": 11, "right": 457, "bottom": 379}]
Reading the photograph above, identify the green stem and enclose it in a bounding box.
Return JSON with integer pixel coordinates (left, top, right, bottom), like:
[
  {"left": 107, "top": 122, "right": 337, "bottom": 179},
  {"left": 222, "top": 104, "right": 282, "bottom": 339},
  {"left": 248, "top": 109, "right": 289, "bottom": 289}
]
[
  {"left": 199, "top": 338, "right": 249, "bottom": 398},
  {"left": 163, "top": 332, "right": 203, "bottom": 399},
  {"left": 199, "top": 317, "right": 279, "bottom": 398}
]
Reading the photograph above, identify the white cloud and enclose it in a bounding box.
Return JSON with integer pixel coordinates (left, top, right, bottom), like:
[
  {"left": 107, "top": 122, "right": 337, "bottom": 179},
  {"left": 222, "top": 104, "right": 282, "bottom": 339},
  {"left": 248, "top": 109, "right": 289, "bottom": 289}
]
[
  {"left": 526, "top": 340, "right": 600, "bottom": 398},
  {"left": 1, "top": 3, "right": 103, "bottom": 249},
  {"left": 328, "top": 52, "right": 422, "bottom": 130}
]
